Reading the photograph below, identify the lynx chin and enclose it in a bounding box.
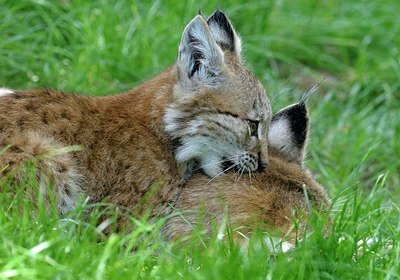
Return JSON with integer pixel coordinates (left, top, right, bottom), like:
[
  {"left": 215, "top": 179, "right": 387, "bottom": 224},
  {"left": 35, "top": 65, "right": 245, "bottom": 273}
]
[{"left": 0, "top": 10, "right": 271, "bottom": 217}]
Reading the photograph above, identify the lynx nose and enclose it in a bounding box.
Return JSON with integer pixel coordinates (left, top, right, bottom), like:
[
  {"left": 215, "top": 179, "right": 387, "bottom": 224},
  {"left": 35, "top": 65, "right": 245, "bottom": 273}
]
[{"left": 235, "top": 153, "right": 259, "bottom": 173}]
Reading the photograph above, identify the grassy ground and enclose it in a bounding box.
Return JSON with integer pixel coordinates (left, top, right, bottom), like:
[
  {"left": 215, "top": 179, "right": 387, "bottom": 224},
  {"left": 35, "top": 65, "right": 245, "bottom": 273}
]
[{"left": 1, "top": 0, "right": 399, "bottom": 279}]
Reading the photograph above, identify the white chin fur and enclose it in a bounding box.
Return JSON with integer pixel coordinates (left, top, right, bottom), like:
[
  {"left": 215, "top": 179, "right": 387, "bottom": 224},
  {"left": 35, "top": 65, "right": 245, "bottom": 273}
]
[
  {"left": 199, "top": 154, "right": 222, "bottom": 178},
  {"left": 175, "top": 138, "right": 224, "bottom": 178},
  {"left": 0, "top": 88, "right": 14, "bottom": 97}
]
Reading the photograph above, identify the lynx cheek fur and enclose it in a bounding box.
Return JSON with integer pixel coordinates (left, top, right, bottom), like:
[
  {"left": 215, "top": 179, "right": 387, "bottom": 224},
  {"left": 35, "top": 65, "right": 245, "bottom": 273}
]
[
  {"left": 0, "top": 10, "right": 270, "bottom": 215},
  {"left": 163, "top": 99, "right": 331, "bottom": 246}
]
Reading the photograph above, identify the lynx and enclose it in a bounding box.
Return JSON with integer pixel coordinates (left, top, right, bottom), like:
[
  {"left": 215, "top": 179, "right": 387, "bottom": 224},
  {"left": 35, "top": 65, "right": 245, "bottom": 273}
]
[
  {"left": 163, "top": 96, "right": 331, "bottom": 247},
  {"left": 0, "top": 10, "right": 271, "bottom": 216}
]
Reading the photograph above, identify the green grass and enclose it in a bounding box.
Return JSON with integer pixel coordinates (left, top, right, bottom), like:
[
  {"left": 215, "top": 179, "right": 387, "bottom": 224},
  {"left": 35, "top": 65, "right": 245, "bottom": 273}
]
[{"left": 1, "top": 0, "right": 400, "bottom": 279}]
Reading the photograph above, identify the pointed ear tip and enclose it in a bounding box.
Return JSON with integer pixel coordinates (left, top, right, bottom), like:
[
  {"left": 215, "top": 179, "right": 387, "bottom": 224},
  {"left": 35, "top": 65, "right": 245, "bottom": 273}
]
[
  {"left": 214, "top": 7, "right": 225, "bottom": 14},
  {"left": 208, "top": 8, "right": 228, "bottom": 20},
  {"left": 193, "top": 14, "right": 207, "bottom": 22},
  {"left": 183, "top": 15, "right": 209, "bottom": 35}
]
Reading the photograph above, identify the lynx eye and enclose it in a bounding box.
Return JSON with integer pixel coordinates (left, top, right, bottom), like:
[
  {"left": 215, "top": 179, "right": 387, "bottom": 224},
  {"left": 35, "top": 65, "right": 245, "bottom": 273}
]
[{"left": 247, "top": 120, "right": 259, "bottom": 137}]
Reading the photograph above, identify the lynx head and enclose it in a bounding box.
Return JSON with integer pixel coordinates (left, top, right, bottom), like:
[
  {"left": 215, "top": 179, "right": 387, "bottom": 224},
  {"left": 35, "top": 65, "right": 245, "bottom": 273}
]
[
  {"left": 164, "top": 10, "right": 271, "bottom": 178},
  {"left": 164, "top": 96, "right": 331, "bottom": 244}
]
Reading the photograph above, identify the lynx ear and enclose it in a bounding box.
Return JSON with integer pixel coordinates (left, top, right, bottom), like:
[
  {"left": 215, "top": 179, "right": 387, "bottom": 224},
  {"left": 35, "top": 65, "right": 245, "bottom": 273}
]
[
  {"left": 268, "top": 102, "right": 309, "bottom": 165},
  {"left": 178, "top": 15, "right": 224, "bottom": 87},
  {"left": 207, "top": 9, "right": 242, "bottom": 57}
]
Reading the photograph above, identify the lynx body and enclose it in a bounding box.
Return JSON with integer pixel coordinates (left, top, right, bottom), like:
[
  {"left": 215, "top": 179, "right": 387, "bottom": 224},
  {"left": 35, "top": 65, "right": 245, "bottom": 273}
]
[{"left": 0, "top": 11, "right": 271, "bottom": 216}]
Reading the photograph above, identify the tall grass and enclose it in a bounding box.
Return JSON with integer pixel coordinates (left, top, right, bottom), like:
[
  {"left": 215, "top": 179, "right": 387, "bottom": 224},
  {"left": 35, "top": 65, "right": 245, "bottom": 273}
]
[{"left": 1, "top": 0, "right": 399, "bottom": 278}]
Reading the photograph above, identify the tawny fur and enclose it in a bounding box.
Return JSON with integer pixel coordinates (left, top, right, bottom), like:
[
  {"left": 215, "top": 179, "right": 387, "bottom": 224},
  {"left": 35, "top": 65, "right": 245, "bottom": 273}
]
[
  {"left": 0, "top": 131, "right": 81, "bottom": 214},
  {"left": 0, "top": 11, "right": 270, "bottom": 218},
  {"left": 0, "top": 74, "right": 183, "bottom": 216},
  {"left": 163, "top": 149, "right": 331, "bottom": 244}
]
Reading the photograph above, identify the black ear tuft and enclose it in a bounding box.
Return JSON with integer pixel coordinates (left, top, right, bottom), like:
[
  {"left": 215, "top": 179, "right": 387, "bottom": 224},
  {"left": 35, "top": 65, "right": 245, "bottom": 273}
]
[{"left": 269, "top": 79, "right": 324, "bottom": 164}]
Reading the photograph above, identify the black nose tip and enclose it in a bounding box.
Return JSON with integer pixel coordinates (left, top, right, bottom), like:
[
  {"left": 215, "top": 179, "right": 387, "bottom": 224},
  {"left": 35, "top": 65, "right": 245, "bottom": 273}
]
[
  {"left": 258, "top": 162, "right": 267, "bottom": 171},
  {"left": 258, "top": 153, "right": 267, "bottom": 171}
]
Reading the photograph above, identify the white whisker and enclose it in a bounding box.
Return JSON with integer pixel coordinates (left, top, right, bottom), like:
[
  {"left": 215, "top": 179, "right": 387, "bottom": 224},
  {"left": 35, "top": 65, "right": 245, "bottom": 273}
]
[
  {"left": 235, "top": 166, "right": 245, "bottom": 184},
  {"left": 205, "top": 163, "right": 238, "bottom": 186}
]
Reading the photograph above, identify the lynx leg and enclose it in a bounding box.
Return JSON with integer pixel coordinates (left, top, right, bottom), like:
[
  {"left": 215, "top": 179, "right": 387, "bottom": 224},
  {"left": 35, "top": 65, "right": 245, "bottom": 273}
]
[{"left": 0, "top": 132, "right": 82, "bottom": 214}]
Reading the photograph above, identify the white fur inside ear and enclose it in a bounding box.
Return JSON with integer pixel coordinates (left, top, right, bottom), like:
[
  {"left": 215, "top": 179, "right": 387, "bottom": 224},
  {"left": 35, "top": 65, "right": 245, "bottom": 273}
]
[
  {"left": 0, "top": 88, "right": 14, "bottom": 97},
  {"left": 268, "top": 118, "right": 291, "bottom": 150}
]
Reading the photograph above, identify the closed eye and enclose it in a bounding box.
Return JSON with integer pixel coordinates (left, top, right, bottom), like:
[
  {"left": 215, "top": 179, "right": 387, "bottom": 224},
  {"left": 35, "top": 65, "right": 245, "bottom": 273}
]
[
  {"left": 216, "top": 111, "right": 259, "bottom": 137},
  {"left": 247, "top": 120, "right": 259, "bottom": 137}
]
